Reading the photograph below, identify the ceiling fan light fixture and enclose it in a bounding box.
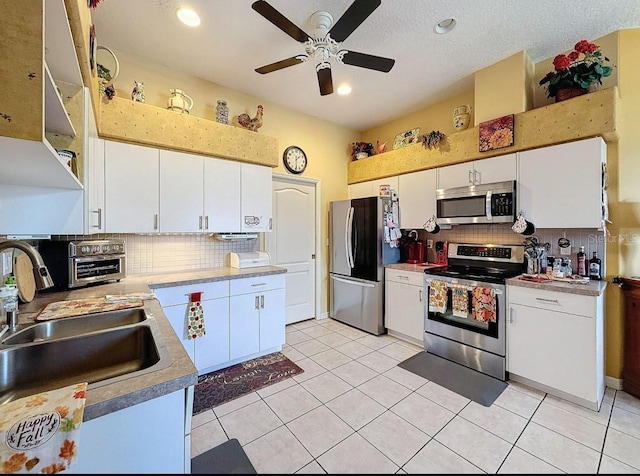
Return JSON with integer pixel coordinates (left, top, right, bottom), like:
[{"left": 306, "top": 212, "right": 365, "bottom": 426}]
[
  {"left": 176, "top": 7, "right": 201, "bottom": 27},
  {"left": 434, "top": 18, "right": 456, "bottom": 34},
  {"left": 337, "top": 84, "right": 352, "bottom": 95}
]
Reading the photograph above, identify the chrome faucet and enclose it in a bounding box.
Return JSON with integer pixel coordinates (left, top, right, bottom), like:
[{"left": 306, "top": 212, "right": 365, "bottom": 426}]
[
  {"left": 0, "top": 240, "right": 54, "bottom": 334},
  {"left": 0, "top": 240, "right": 55, "bottom": 290}
]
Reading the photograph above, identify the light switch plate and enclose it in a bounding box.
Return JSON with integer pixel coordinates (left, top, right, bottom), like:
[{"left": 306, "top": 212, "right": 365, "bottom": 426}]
[
  {"left": 427, "top": 240, "right": 433, "bottom": 249},
  {"left": 2, "top": 252, "right": 12, "bottom": 275},
  {"left": 560, "top": 245, "right": 571, "bottom": 255}
]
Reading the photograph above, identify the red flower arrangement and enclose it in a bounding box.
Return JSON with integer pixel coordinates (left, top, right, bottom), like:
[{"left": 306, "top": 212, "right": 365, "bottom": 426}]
[{"left": 539, "top": 40, "right": 613, "bottom": 99}]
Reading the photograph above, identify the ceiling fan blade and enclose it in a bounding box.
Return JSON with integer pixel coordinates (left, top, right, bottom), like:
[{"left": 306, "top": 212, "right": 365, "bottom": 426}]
[
  {"left": 255, "top": 56, "right": 305, "bottom": 74},
  {"left": 329, "top": 0, "right": 381, "bottom": 43},
  {"left": 252, "top": 1, "right": 311, "bottom": 43},
  {"left": 341, "top": 50, "right": 395, "bottom": 72},
  {"left": 316, "top": 64, "right": 333, "bottom": 96}
]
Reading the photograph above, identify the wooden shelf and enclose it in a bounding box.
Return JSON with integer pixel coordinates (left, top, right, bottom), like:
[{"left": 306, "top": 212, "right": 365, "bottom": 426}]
[
  {"left": 99, "top": 97, "right": 279, "bottom": 167},
  {"left": 349, "top": 87, "right": 620, "bottom": 184}
]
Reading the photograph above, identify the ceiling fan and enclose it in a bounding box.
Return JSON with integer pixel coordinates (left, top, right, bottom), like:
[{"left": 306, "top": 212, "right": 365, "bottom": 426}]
[{"left": 252, "top": 0, "right": 395, "bottom": 96}]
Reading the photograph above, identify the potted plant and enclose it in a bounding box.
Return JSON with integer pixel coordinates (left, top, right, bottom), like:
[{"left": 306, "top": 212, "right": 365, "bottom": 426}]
[{"left": 539, "top": 39, "right": 613, "bottom": 101}]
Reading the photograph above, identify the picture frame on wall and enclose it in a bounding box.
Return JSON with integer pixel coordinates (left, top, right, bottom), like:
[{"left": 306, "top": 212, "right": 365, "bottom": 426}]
[{"left": 479, "top": 114, "right": 514, "bottom": 152}]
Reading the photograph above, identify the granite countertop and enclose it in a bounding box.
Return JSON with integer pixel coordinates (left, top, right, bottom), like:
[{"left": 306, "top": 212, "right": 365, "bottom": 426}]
[
  {"left": 385, "top": 263, "right": 445, "bottom": 273},
  {"left": 506, "top": 275, "right": 608, "bottom": 296},
  {"left": 13, "top": 265, "right": 286, "bottom": 421}
]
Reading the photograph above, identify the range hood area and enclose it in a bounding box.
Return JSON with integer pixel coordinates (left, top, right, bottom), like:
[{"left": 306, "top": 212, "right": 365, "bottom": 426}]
[{"left": 213, "top": 233, "right": 259, "bottom": 241}]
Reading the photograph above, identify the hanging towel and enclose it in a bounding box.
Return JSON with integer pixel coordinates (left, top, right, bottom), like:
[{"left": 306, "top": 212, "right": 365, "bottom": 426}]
[
  {"left": 472, "top": 287, "right": 497, "bottom": 323},
  {"left": 428, "top": 280, "right": 448, "bottom": 314},
  {"left": 451, "top": 284, "right": 469, "bottom": 318},
  {"left": 187, "top": 292, "right": 206, "bottom": 340},
  {"left": 0, "top": 382, "right": 87, "bottom": 473}
]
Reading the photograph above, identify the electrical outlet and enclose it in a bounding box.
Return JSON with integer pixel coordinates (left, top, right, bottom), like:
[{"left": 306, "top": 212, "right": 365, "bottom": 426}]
[
  {"left": 2, "top": 252, "right": 12, "bottom": 275},
  {"left": 560, "top": 245, "right": 572, "bottom": 255},
  {"left": 426, "top": 239, "right": 433, "bottom": 249}
]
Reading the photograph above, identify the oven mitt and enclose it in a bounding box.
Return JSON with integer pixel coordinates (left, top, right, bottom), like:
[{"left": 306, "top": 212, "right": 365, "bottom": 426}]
[{"left": 187, "top": 292, "right": 206, "bottom": 339}]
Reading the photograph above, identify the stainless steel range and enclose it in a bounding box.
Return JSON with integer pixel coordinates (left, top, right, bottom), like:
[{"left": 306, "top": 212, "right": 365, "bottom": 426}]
[{"left": 423, "top": 243, "right": 525, "bottom": 380}]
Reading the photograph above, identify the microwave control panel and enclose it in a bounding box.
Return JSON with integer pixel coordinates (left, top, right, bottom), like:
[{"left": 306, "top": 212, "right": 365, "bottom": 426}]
[{"left": 490, "top": 192, "right": 513, "bottom": 216}]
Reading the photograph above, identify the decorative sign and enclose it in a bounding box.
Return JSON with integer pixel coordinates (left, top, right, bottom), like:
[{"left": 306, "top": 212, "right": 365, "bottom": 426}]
[{"left": 479, "top": 114, "right": 514, "bottom": 152}]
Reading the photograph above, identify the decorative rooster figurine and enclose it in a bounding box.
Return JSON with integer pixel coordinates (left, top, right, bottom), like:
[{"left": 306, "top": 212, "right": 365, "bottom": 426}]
[{"left": 236, "top": 105, "right": 264, "bottom": 132}]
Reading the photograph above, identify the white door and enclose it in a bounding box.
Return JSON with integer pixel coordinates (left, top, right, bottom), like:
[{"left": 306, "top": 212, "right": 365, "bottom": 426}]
[{"left": 265, "top": 176, "right": 317, "bottom": 325}]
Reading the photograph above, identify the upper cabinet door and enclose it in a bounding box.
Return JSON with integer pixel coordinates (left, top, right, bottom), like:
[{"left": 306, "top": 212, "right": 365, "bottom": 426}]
[
  {"left": 204, "top": 158, "right": 241, "bottom": 232},
  {"left": 518, "top": 137, "right": 606, "bottom": 229},
  {"left": 348, "top": 176, "right": 399, "bottom": 199},
  {"left": 159, "top": 150, "right": 203, "bottom": 233},
  {"left": 104, "top": 141, "right": 159, "bottom": 233},
  {"left": 473, "top": 153, "right": 517, "bottom": 185},
  {"left": 437, "top": 162, "right": 475, "bottom": 190},
  {"left": 398, "top": 169, "right": 437, "bottom": 229},
  {"left": 241, "top": 164, "right": 272, "bottom": 232}
]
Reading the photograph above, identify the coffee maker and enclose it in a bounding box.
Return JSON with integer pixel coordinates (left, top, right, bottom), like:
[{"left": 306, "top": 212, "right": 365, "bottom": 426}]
[{"left": 403, "top": 230, "right": 424, "bottom": 264}]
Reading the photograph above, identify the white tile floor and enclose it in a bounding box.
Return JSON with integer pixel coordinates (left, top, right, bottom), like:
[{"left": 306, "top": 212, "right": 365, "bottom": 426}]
[{"left": 190, "top": 317, "right": 640, "bottom": 474}]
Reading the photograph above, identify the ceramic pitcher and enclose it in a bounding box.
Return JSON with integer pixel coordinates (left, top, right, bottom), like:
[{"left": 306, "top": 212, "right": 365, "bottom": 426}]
[
  {"left": 453, "top": 104, "right": 472, "bottom": 131},
  {"left": 167, "top": 89, "right": 194, "bottom": 114}
]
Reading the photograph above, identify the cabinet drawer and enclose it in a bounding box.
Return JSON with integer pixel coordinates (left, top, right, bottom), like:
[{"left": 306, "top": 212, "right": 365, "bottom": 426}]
[
  {"left": 385, "top": 268, "right": 424, "bottom": 287},
  {"left": 507, "top": 285, "right": 596, "bottom": 318},
  {"left": 230, "top": 273, "right": 285, "bottom": 296},
  {"left": 152, "top": 280, "right": 229, "bottom": 307}
]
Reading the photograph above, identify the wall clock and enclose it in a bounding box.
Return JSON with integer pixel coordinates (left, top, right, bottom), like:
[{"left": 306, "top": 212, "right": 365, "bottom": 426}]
[{"left": 283, "top": 146, "right": 307, "bottom": 174}]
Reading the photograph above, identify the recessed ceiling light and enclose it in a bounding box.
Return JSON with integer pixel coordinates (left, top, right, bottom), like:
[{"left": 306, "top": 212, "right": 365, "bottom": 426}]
[
  {"left": 176, "top": 7, "right": 201, "bottom": 27},
  {"left": 337, "top": 84, "right": 352, "bottom": 95},
  {"left": 434, "top": 18, "right": 456, "bottom": 34}
]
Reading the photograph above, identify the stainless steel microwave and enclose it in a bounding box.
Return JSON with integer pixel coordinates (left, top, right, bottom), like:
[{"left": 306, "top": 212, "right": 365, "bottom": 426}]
[{"left": 436, "top": 180, "right": 516, "bottom": 225}]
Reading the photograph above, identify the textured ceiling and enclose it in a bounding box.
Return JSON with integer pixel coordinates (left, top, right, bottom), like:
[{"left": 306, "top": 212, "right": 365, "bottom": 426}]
[{"left": 90, "top": 0, "right": 640, "bottom": 131}]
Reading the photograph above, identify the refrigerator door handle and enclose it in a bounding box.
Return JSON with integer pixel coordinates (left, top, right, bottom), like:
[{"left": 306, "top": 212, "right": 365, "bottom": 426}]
[
  {"left": 330, "top": 275, "right": 376, "bottom": 288},
  {"left": 346, "top": 206, "right": 355, "bottom": 269}
]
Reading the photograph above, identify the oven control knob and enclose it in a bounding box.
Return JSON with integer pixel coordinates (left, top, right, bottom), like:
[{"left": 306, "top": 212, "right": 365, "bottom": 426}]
[
  {"left": 81, "top": 246, "right": 90, "bottom": 254},
  {"left": 92, "top": 245, "right": 100, "bottom": 253},
  {"left": 103, "top": 245, "right": 110, "bottom": 252},
  {"left": 112, "top": 245, "right": 120, "bottom": 252}
]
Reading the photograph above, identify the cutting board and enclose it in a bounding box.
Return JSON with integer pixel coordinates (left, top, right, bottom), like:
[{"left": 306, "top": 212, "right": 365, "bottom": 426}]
[
  {"left": 14, "top": 253, "right": 36, "bottom": 303},
  {"left": 35, "top": 297, "right": 144, "bottom": 321}
]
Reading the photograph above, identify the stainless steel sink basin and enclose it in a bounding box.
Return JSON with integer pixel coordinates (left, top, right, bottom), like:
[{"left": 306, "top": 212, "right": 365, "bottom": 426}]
[
  {"left": 0, "top": 310, "right": 171, "bottom": 405},
  {"left": 1, "top": 308, "right": 148, "bottom": 345}
]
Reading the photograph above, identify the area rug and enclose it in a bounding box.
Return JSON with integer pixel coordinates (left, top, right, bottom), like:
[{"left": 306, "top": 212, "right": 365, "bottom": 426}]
[
  {"left": 191, "top": 438, "right": 256, "bottom": 474},
  {"left": 193, "top": 352, "right": 303, "bottom": 415},
  {"left": 398, "top": 351, "right": 507, "bottom": 407}
]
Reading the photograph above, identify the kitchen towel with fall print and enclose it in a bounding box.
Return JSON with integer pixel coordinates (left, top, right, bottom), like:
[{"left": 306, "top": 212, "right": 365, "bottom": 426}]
[
  {"left": 428, "top": 280, "right": 447, "bottom": 314},
  {"left": 472, "top": 287, "right": 497, "bottom": 322},
  {"left": 0, "top": 382, "right": 87, "bottom": 474},
  {"left": 187, "top": 292, "right": 206, "bottom": 339},
  {"left": 451, "top": 284, "right": 469, "bottom": 318}
]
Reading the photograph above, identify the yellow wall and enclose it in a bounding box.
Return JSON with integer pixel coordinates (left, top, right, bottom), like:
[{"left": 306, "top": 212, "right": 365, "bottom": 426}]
[
  {"left": 101, "top": 49, "right": 358, "bottom": 318},
  {"left": 474, "top": 50, "right": 533, "bottom": 123}
]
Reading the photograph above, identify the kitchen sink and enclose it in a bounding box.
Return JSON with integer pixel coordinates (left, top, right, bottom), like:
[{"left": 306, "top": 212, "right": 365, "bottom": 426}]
[
  {"left": 1, "top": 308, "right": 148, "bottom": 345},
  {"left": 0, "top": 312, "right": 171, "bottom": 405}
]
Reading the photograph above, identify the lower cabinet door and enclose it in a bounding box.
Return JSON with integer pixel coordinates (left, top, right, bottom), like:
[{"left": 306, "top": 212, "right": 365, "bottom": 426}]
[
  {"left": 195, "top": 297, "right": 230, "bottom": 372},
  {"left": 259, "top": 288, "right": 286, "bottom": 350},
  {"left": 163, "top": 303, "right": 196, "bottom": 364},
  {"left": 229, "top": 293, "right": 260, "bottom": 360},
  {"left": 385, "top": 279, "right": 424, "bottom": 343}
]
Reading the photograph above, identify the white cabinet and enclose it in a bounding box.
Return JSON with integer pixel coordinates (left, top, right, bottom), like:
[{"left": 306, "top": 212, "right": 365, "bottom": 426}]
[
  {"left": 507, "top": 284, "right": 604, "bottom": 410},
  {"left": 398, "top": 169, "right": 437, "bottom": 229},
  {"left": 67, "top": 388, "right": 191, "bottom": 474},
  {"left": 84, "top": 96, "right": 105, "bottom": 234},
  {"left": 349, "top": 176, "right": 399, "bottom": 199},
  {"left": 517, "top": 137, "right": 606, "bottom": 228},
  {"left": 384, "top": 268, "right": 425, "bottom": 346},
  {"left": 104, "top": 141, "right": 159, "bottom": 233},
  {"left": 159, "top": 150, "right": 242, "bottom": 233},
  {"left": 229, "top": 274, "right": 286, "bottom": 361},
  {"left": 437, "top": 154, "right": 516, "bottom": 189},
  {"left": 241, "top": 163, "right": 273, "bottom": 232},
  {"left": 153, "top": 281, "right": 230, "bottom": 375}
]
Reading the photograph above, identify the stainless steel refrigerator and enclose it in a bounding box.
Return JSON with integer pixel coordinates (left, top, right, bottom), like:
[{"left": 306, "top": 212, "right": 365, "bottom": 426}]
[{"left": 329, "top": 196, "right": 400, "bottom": 335}]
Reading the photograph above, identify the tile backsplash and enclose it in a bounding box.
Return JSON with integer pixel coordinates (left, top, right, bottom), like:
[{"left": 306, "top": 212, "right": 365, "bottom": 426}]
[{"left": 406, "top": 224, "right": 606, "bottom": 274}]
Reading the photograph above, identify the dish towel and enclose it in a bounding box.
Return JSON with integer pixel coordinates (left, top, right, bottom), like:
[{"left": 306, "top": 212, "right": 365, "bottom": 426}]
[
  {"left": 451, "top": 284, "right": 469, "bottom": 318},
  {"left": 187, "top": 292, "right": 206, "bottom": 340},
  {"left": 428, "top": 280, "right": 448, "bottom": 314},
  {"left": 472, "top": 287, "right": 497, "bottom": 323},
  {"left": 0, "top": 382, "right": 87, "bottom": 473}
]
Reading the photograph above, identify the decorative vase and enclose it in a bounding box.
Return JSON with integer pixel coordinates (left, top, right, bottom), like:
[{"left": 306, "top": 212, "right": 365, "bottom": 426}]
[
  {"left": 216, "top": 99, "right": 229, "bottom": 124},
  {"left": 167, "top": 89, "right": 194, "bottom": 114},
  {"left": 555, "top": 87, "right": 589, "bottom": 102},
  {"left": 453, "top": 113, "right": 471, "bottom": 131}
]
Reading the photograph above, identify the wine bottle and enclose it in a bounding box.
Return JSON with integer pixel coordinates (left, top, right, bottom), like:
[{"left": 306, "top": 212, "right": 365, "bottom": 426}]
[
  {"left": 577, "top": 246, "right": 587, "bottom": 277},
  {"left": 589, "top": 251, "right": 602, "bottom": 280}
]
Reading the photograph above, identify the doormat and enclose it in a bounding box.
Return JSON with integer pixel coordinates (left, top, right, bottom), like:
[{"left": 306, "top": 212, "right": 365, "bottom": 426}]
[
  {"left": 193, "top": 352, "right": 303, "bottom": 415},
  {"left": 398, "top": 351, "right": 507, "bottom": 407},
  {"left": 191, "top": 438, "right": 257, "bottom": 474}
]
